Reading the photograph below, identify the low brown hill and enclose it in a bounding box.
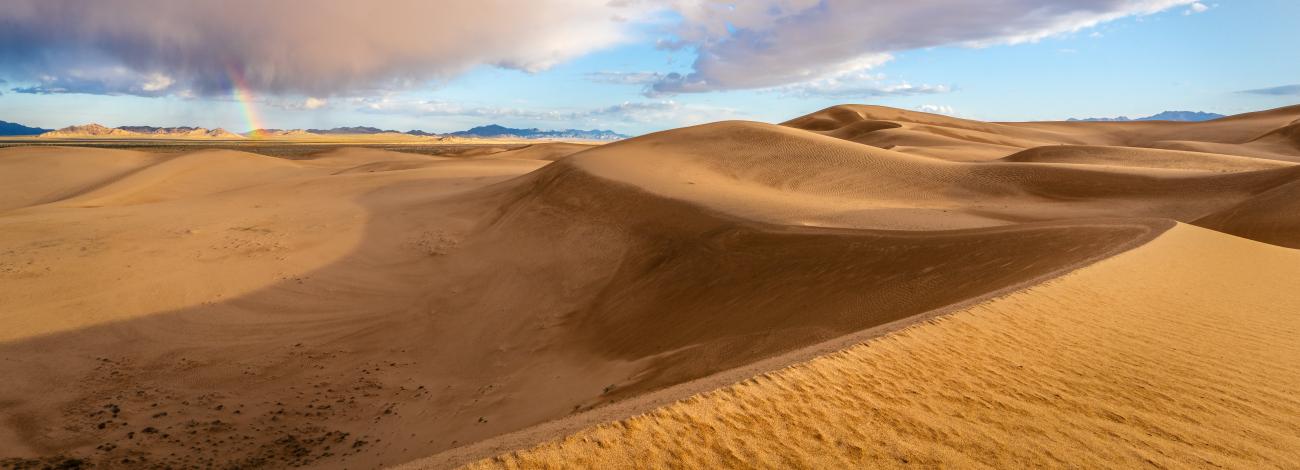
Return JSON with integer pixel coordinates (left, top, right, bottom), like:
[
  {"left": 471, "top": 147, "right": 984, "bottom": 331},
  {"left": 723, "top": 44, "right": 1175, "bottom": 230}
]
[{"left": 38, "top": 123, "right": 137, "bottom": 138}]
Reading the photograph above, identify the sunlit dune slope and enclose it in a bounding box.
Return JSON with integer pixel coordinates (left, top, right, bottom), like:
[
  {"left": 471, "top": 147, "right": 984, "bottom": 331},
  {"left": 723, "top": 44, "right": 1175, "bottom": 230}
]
[{"left": 458, "top": 224, "right": 1300, "bottom": 469}]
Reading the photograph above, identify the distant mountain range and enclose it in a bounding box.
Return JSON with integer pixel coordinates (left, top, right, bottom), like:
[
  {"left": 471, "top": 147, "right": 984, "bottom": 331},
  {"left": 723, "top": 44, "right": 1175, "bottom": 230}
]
[
  {"left": 0, "top": 120, "right": 51, "bottom": 136},
  {"left": 23, "top": 122, "right": 629, "bottom": 141},
  {"left": 305, "top": 126, "right": 397, "bottom": 135},
  {"left": 301, "top": 124, "right": 628, "bottom": 140},
  {"left": 448, "top": 124, "right": 628, "bottom": 140},
  {"left": 1068, "top": 111, "right": 1226, "bottom": 122},
  {"left": 259, "top": 125, "right": 626, "bottom": 140},
  {"left": 38, "top": 124, "right": 242, "bottom": 139},
  {"left": 117, "top": 126, "right": 244, "bottom": 138}
]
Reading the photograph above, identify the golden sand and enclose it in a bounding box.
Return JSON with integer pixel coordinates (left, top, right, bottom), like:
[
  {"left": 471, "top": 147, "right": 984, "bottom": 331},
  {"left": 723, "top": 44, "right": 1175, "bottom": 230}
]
[
  {"left": 3, "top": 104, "right": 1298, "bottom": 468},
  {"left": 463, "top": 224, "right": 1300, "bottom": 469}
]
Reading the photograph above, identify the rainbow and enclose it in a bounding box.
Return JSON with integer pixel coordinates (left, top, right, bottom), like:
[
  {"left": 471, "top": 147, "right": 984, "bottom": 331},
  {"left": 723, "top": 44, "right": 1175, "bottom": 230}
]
[{"left": 225, "top": 64, "right": 266, "bottom": 138}]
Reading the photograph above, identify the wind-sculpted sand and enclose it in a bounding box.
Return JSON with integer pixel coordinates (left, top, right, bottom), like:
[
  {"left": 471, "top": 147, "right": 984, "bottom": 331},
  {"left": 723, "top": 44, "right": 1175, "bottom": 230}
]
[
  {"left": 1, "top": 105, "right": 1297, "bottom": 469},
  {"left": 456, "top": 224, "right": 1300, "bottom": 469}
]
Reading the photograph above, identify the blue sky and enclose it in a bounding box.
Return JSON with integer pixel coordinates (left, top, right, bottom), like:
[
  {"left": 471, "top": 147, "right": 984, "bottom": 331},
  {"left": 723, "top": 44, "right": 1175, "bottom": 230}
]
[{"left": 1, "top": 0, "right": 1297, "bottom": 135}]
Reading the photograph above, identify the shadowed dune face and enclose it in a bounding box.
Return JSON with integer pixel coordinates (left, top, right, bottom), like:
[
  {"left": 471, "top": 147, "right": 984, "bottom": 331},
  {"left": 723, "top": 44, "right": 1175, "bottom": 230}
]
[
  {"left": 2, "top": 104, "right": 1299, "bottom": 469},
  {"left": 1194, "top": 179, "right": 1300, "bottom": 248}
]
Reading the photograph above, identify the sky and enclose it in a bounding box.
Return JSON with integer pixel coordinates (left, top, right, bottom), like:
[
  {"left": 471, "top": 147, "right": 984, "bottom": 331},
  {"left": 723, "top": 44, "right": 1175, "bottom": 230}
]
[{"left": 0, "top": 0, "right": 1297, "bottom": 136}]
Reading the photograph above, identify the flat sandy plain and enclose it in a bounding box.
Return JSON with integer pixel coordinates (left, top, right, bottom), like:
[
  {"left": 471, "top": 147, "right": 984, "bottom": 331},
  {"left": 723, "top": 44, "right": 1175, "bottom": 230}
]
[{"left": 2, "top": 105, "right": 1298, "bottom": 469}]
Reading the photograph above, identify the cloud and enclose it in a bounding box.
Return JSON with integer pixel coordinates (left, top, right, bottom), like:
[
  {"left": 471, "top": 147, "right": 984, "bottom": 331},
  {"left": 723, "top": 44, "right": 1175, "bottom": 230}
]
[
  {"left": 0, "top": 0, "right": 652, "bottom": 97},
  {"left": 1238, "top": 84, "right": 1300, "bottom": 96},
  {"left": 0, "top": 1, "right": 1196, "bottom": 99},
  {"left": 11, "top": 67, "right": 177, "bottom": 96},
  {"left": 1184, "top": 2, "right": 1209, "bottom": 14},
  {"left": 653, "top": 0, "right": 1194, "bottom": 94},
  {"left": 585, "top": 71, "right": 666, "bottom": 85},
  {"left": 303, "top": 97, "right": 328, "bottom": 110},
  {"left": 139, "top": 73, "right": 175, "bottom": 92},
  {"left": 915, "top": 104, "right": 956, "bottom": 115},
  {"left": 765, "top": 55, "right": 952, "bottom": 98}
]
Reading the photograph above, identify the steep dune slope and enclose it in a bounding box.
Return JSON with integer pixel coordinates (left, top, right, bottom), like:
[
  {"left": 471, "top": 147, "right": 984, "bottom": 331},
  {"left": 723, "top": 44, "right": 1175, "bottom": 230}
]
[{"left": 458, "top": 224, "right": 1300, "bottom": 470}]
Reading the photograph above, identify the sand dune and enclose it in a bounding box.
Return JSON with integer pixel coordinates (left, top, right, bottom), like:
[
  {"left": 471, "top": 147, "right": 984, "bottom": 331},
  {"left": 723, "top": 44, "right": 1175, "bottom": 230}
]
[
  {"left": 0, "top": 146, "right": 163, "bottom": 211},
  {"left": 557, "top": 119, "right": 1300, "bottom": 229},
  {"left": 1247, "top": 121, "right": 1300, "bottom": 154},
  {"left": 787, "top": 103, "right": 1300, "bottom": 163},
  {"left": 1194, "top": 179, "right": 1300, "bottom": 248},
  {"left": 64, "top": 150, "right": 313, "bottom": 207},
  {"left": 437, "top": 142, "right": 597, "bottom": 161},
  {"left": 1, "top": 104, "right": 1298, "bottom": 469},
  {"left": 457, "top": 224, "right": 1300, "bottom": 469},
  {"left": 475, "top": 142, "right": 598, "bottom": 161},
  {"left": 999, "top": 144, "right": 1294, "bottom": 172}
]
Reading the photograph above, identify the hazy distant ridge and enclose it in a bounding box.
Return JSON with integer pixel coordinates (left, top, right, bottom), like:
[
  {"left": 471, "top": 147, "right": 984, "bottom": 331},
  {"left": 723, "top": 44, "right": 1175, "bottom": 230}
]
[
  {"left": 1068, "top": 111, "right": 1226, "bottom": 122},
  {"left": 448, "top": 124, "right": 628, "bottom": 140}
]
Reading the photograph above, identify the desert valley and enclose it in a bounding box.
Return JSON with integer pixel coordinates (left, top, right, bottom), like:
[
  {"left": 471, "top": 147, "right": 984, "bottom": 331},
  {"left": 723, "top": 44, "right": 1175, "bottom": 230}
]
[{"left": 1, "top": 103, "right": 1299, "bottom": 468}]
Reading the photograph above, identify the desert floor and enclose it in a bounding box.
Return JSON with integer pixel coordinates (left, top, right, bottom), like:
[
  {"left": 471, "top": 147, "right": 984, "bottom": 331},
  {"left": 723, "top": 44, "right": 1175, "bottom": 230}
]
[{"left": 2, "top": 104, "right": 1298, "bottom": 469}]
